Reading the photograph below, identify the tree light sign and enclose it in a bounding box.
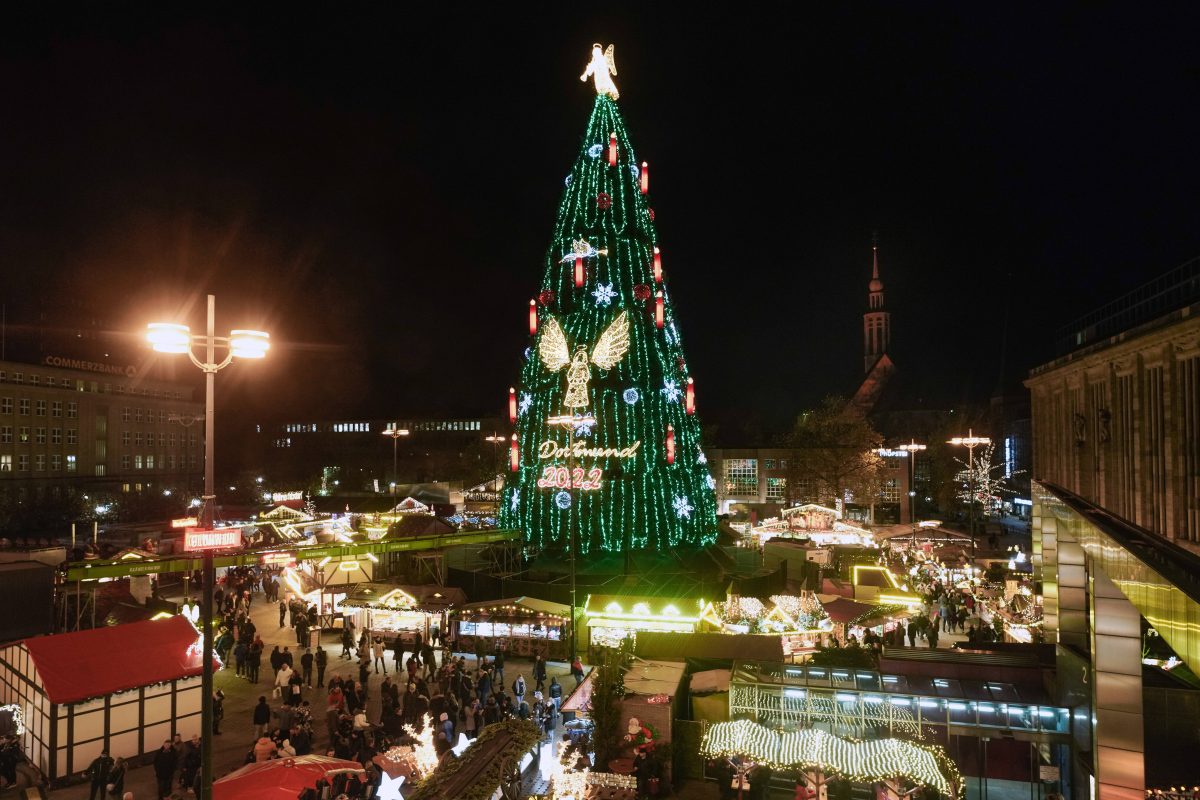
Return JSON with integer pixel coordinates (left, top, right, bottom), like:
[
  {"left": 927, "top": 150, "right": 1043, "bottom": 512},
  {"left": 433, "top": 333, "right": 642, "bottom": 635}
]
[{"left": 537, "top": 465, "right": 604, "bottom": 491}]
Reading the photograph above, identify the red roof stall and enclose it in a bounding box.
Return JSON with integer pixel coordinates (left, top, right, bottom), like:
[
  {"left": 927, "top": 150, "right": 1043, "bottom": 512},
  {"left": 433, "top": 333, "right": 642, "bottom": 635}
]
[{"left": 0, "top": 616, "right": 215, "bottom": 782}]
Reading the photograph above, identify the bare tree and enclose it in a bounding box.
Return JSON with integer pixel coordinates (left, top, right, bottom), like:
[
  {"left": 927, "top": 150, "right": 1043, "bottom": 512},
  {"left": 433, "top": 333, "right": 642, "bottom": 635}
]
[{"left": 784, "top": 397, "right": 886, "bottom": 516}]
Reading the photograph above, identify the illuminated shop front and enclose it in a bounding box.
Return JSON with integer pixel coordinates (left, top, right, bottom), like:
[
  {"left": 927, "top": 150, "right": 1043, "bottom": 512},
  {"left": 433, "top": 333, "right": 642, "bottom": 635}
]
[
  {"left": 340, "top": 583, "right": 465, "bottom": 643},
  {"left": 583, "top": 595, "right": 702, "bottom": 651},
  {"left": 451, "top": 596, "right": 571, "bottom": 660}
]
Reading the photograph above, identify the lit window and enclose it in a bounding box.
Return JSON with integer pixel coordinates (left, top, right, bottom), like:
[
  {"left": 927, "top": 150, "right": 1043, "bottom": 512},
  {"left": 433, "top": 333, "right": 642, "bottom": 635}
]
[
  {"left": 146, "top": 455, "right": 155, "bottom": 470},
  {"left": 0, "top": 455, "right": 10, "bottom": 472},
  {"left": 66, "top": 454, "right": 76, "bottom": 473},
  {"left": 766, "top": 477, "right": 787, "bottom": 501},
  {"left": 723, "top": 459, "right": 759, "bottom": 496},
  {"left": 764, "top": 458, "right": 777, "bottom": 470},
  {"left": 134, "top": 455, "right": 143, "bottom": 469},
  {"left": 18, "top": 427, "right": 29, "bottom": 443}
]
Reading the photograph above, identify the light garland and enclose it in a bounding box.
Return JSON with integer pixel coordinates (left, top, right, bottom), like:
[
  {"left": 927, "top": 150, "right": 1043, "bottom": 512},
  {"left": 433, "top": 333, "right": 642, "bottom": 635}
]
[
  {"left": 399, "top": 714, "right": 440, "bottom": 780},
  {"left": 0, "top": 704, "right": 25, "bottom": 735},
  {"left": 700, "top": 720, "right": 960, "bottom": 798}
]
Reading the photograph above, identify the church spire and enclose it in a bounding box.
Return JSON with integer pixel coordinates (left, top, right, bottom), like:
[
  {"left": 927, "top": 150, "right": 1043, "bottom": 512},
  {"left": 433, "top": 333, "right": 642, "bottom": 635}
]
[{"left": 863, "top": 237, "right": 891, "bottom": 373}]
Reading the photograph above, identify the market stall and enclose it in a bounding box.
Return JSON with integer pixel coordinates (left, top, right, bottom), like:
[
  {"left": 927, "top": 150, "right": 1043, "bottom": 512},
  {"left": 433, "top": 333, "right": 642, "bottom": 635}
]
[
  {"left": 583, "top": 595, "right": 702, "bottom": 652},
  {"left": 451, "top": 596, "right": 571, "bottom": 660},
  {"left": 0, "top": 615, "right": 215, "bottom": 782},
  {"left": 340, "top": 583, "right": 466, "bottom": 645},
  {"left": 213, "top": 754, "right": 366, "bottom": 800}
]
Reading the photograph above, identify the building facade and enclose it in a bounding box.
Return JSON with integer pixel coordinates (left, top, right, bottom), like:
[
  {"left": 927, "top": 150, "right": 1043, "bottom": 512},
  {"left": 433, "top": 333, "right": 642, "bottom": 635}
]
[
  {"left": 0, "top": 357, "right": 203, "bottom": 501},
  {"left": 1026, "top": 287, "right": 1200, "bottom": 545}
]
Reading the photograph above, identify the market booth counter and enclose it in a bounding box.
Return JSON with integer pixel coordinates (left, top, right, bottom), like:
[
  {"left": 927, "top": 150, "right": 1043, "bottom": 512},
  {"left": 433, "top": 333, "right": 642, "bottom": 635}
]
[
  {"left": 0, "top": 615, "right": 216, "bottom": 783},
  {"left": 451, "top": 596, "right": 571, "bottom": 660},
  {"left": 583, "top": 595, "right": 703, "bottom": 654},
  {"left": 340, "top": 583, "right": 466, "bottom": 646}
]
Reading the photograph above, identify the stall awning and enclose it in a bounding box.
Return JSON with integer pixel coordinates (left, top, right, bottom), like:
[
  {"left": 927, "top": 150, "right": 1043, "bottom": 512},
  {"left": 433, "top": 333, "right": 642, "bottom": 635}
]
[
  {"left": 453, "top": 596, "right": 570, "bottom": 621},
  {"left": 214, "top": 755, "right": 365, "bottom": 800},
  {"left": 23, "top": 615, "right": 213, "bottom": 705},
  {"left": 820, "top": 597, "right": 881, "bottom": 624},
  {"left": 340, "top": 582, "right": 466, "bottom": 612}
]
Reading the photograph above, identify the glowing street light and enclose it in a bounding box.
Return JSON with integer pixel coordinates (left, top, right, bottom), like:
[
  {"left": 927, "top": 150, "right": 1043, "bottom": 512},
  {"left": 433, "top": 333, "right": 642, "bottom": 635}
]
[
  {"left": 146, "top": 295, "right": 268, "bottom": 800},
  {"left": 381, "top": 425, "right": 410, "bottom": 511}
]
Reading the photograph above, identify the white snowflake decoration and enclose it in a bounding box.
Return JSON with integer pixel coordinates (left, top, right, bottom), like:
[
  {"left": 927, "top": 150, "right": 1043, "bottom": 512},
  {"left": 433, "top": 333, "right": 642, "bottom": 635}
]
[
  {"left": 623, "top": 388, "right": 640, "bottom": 405},
  {"left": 587, "top": 144, "right": 603, "bottom": 159},
  {"left": 629, "top": 163, "right": 640, "bottom": 179},
  {"left": 573, "top": 414, "right": 596, "bottom": 437},
  {"left": 705, "top": 474, "right": 716, "bottom": 490},
  {"left": 518, "top": 392, "right": 533, "bottom": 416},
  {"left": 592, "top": 282, "right": 617, "bottom": 306},
  {"left": 510, "top": 491, "right": 520, "bottom": 513},
  {"left": 661, "top": 379, "right": 681, "bottom": 403},
  {"left": 697, "top": 449, "right": 708, "bottom": 465},
  {"left": 673, "top": 495, "right": 694, "bottom": 519}
]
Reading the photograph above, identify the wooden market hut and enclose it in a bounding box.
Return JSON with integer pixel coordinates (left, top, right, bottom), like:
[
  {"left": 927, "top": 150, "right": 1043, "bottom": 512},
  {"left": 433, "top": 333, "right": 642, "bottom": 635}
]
[{"left": 450, "top": 596, "right": 571, "bottom": 660}]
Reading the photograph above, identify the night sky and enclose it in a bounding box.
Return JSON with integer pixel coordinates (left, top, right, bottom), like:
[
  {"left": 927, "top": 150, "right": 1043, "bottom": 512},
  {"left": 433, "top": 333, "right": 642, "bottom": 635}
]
[{"left": 2, "top": 6, "right": 1199, "bottom": 446}]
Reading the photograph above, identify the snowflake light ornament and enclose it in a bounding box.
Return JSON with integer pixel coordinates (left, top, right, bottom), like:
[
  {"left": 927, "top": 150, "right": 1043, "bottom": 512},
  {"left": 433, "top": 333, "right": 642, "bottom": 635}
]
[
  {"left": 623, "top": 388, "right": 640, "bottom": 405},
  {"left": 573, "top": 414, "right": 597, "bottom": 437},
  {"left": 592, "top": 282, "right": 617, "bottom": 306},
  {"left": 555, "top": 491, "right": 573, "bottom": 510},
  {"left": 697, "top": 449, "right": 708, "bottom": 465},
  {"left": 629, "top": 163, "right": 640, "bottom": 179},
  {"left": 661, "top": 379, "right": 682, "bottom": 403},
  {"left": 518, "top": 392, "right": 533, "bottom": 416},
  {"left": 587, "top": 144, "right": 603, "bottom": 159},
  {"left": 510, "top": 491, "right": 520, "bottom": 513},
  {"left": 705, "top": 474, "right": 716, "bottom": 490},
  {"left": 673, "top": 495, "right": 694, "bottom": 519},
  {"left": 564, "top": 174, "right": 573, "bottom": 188}
]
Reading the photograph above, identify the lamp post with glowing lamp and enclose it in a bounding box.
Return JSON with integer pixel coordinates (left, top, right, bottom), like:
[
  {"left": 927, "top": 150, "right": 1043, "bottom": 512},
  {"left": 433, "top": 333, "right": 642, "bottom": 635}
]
[
  {"left": 947, "top": 429, "right": 991, "bottom": 566},
  {"left": 546, "top": 412, "right": 595, "bottom": 660},
  {"left": 147, "top": 295, "right": 268, "bottom": 800},
  {"left": 897, "top": 440, "right": 926, "bottom": 549},
  {"left": 381, "top": 425, "right": 410, "bottom": 517}
]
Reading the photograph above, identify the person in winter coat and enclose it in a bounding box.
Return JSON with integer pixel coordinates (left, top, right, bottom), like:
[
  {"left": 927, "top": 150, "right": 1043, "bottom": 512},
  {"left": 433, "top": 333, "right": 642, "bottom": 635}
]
[
  {"left": 570, "top": 657, "right": 584, "bottom": 688},
  {"left": 275, "top": 663, "right": 294, "bottom": 697},
  {"left": 372, "top": 636, "right": 387, "bottom": 674},
  {"left": 341, "top": 628, "right": 355, "bottom": 660},
  {"left": 86, "top": 750, "right": 114, "bottom": 800},
  {"left": 533, "top": 654, "right": 547, "bottom": 693},
  {"left": 253, "top": 696, "right": 272, "bottom": 738},
  {"left": 153, "top": 740, "right": 177, "bottom": 800},
  {"left": 107, "top": 757, "right": 126, "bottom": 799},
  {"left": 180, "top": 736, "right": 201, "bottom": 790},
  {"left": 253, "top": 737, "right": 276, "bottom": 762},
  {"left": 548, "top": 677, "right": 563, "bottom": 711},
  {"left": 440, "top": 712, "right": 454, "bottom": 741},
  {"left": 315, "top": 646, "right": 328, "bottom": 687},
  {"left": 512, "top": 674, "right": 526, "bottom": 706},
  {"left": 301, "top": 648, "right": 314, "bottom": 687}
]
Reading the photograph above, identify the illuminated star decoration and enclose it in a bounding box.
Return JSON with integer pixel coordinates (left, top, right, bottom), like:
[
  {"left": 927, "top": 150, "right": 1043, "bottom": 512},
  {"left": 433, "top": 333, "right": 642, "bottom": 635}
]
[
  {"left": 375, "top": 772, "right": 405, "bottom": 800},
  {"left": 518, "top": 392, "right": 533, "bottom": 416},
  {"left": 661, "top": 379, "right": 682, "bottom": 403},
  {"left": 555, "top": 491, "right": 572, "bottom": 510},
  {"left": 623, "top": 388, "right": 640, "bottom": 405},
  {"left": 560, "top": 238, "right": 609, "bottom": 263},
  {"left": 592, "top": 282, "right": 617, "bottom": 306},
  {"left": 705, "top": 474, "right": 716, "bottom": 490},
  {"left": 587, "top": 143, "right": 603, "bottom": 159},
  {"left": 573, "top": 414, "right": 597, "bottom": 437},
  {"left": 673, "top": 495, "right": 694, "bottom": 519}
]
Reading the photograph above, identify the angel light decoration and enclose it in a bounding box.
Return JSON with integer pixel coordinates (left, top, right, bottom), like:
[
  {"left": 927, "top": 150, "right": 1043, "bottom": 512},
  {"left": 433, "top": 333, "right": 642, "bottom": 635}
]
[
  {"left": 539, "top": 311, "right": 629, "bottom": 410},
  {"left": 580, "top": 43, "right": 619, "bottom": 100}
]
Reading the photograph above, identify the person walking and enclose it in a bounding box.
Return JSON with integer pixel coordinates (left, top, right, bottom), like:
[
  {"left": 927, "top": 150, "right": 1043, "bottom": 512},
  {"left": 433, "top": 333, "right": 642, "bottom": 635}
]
[
  {"left": 570, "top": 656, "right": 584, "bottom": 688},
  {"left": 372, "top": 635, "right": 387, "bottom": 674},
  {"left": 107, "top": 757, "right": 126, "bottom": 799},
  {"left": 341, "top": 628, "right": 355, "bottom": 660},
  {"left": 492, "top": 644, "right": 505, "bottom": 684},
  {"left": 548, "top": 676, "right": 563, "bottom": 712},
  {"left": 278, "top": 599, "right": 287, "bottom": 628},
  {"left": 213, "top": 689, "right": 225, "bottom": 735},
  {"left": 248, "top": 640, "right": 263, "bottom": 683},
  {"left": 86, "top": 750, "right": 114, "bottom": 800},
  {"left": 533, "top": 654, "right": 547, "bottom": 693},
  {"left": 152, "top": 740, "right": 177, "bottom": 800},
  {"left": 512, "top": 674, "right": 526, "bottom": 706},
  {"left": 315, "top": 646, "right": 328, "bottom": 688},
  {"left": 253, "top": 696, "right": 271, "bottom": 739},
  {"left": 301, "top": 648, "right": 314, "bottom": 687}
]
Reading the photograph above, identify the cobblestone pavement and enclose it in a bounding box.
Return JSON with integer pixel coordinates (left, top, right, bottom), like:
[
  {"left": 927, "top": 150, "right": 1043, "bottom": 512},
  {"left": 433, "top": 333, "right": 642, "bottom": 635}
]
[{"left": 45, "top": 590, "right": 584, "bottom": 800}]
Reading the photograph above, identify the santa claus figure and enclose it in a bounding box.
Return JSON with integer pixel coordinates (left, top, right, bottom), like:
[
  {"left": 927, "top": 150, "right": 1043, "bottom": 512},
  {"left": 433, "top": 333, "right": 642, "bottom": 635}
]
[{"left": 624, "top": 717, "right": 655, "bottom": 753}]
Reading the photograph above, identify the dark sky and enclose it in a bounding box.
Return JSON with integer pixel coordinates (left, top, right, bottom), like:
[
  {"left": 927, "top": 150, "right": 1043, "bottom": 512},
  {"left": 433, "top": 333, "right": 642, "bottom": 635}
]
[{"left": 2, "top": 6, "right": 1199, "bottom": 443}]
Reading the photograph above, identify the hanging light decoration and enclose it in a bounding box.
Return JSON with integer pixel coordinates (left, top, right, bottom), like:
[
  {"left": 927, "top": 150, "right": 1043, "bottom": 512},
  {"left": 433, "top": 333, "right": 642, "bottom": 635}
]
[
  {"left": 640, "top": 161, "right": 649, "bottom": 194},
  {"left": 685, "top": 378, "right": 695, "bottom": 415},
  {"left": 653, "top": 247, "right": 663, "bottom": 283},
  {"left": 529, "top": 299, "right": 538, "bottom": 335},
  {"left": 508, "top": 387, "right": 518, "bottom": 424},
  {"left": 665, "top": 424, "right": 676, "bottom": 465},
  {"left": 509, "top": 434, "right": 520, "bottom": 472},
  {"left": 574, "top": 256, "right": 585, "bottom": 288},
  {"left": 608, "top": 132, "right": 618, "bottom": 167},
  {"left": 655, "top": 291, "right": 665, "bottom": 329}
]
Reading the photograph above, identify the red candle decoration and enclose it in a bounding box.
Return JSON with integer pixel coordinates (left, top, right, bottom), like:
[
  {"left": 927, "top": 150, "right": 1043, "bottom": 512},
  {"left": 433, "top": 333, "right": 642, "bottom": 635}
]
[
  {"left": 640, "top": 161, "right": 649, "bottom": 194},
  {"left": 608, "top": 132, "right": 618, "bottom": 167},
  {"left": 528, "top": 299, "right": 538, "bottom": 335},
  {"left": 655, "top": 291, "right": 665, "bottom": 329},
  {"left": 685, "top": 378, "right": 695, "bottom": 415},
  {"left": 653, "top": 247, "right": 662, "bottom": 283},
  {"left": 665, "top": 424, "right": 675, "bottom": 465},
  {"left": 574, "top": 256, "right": 585, "bottom": 289},
  {"left": 508, "top": 387, "right": 518, "bottom": 424},
  {"left": 509, "top": 434, "right": 520, "bottom": 472}
]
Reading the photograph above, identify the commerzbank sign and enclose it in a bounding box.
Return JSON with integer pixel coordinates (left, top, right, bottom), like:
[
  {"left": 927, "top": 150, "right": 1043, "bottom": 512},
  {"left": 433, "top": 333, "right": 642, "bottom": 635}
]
[{"left": 43, "top": 356, "right": 137, "bottom": 378}]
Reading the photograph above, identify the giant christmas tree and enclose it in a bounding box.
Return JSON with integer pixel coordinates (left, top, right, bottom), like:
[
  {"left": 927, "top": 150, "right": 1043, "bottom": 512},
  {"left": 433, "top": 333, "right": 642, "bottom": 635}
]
[{"left": 500, "top": 45, "right": 718, "bottom": 556}]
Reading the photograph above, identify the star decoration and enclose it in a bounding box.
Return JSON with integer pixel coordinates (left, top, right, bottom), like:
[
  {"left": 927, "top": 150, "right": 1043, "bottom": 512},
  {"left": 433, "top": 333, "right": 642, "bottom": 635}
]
[
  {"left": 705, "top": 474, "right": 716, "bottom": 490},
  {"left": 587, "top": 144, "right": 603, "bottom": 158},
  {"left": 573, "top": 414, "right": 597, "bottom": 437},
  {"left": 697, "top": 450, "right": 708, "bottom": 465},
  {"left": 518, "top": 392, "right": 533, "bottom": 416},
  {"left": 510, "top": 491, "right": 520, "bottom": 512},
  {"left": 592, "top": 282, "right": 617, "bottom": 306},
  {"left": 661, "top": 379, "right": 681, "bottom": 403},
  {"left": 375, "top": 772, "right": 405, "bottom": 800}
]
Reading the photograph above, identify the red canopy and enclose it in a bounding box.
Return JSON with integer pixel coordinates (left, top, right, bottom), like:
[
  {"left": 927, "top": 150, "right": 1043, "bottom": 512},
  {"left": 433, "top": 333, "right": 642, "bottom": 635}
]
[
  {"left": 23, "top": 615, "right": 213, "bottom": 705},
  {"left": 821, "top": 597, "right": 879, "bottom": 624},
  {"left": 213, "top": 755, "right": 365, "bottom": 800}
]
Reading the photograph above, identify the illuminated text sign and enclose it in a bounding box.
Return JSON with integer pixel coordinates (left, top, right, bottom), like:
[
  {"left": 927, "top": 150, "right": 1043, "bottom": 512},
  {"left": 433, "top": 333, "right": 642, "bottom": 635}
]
[{"left": 183, "top": 527, "right": 243, "bottom": 551}]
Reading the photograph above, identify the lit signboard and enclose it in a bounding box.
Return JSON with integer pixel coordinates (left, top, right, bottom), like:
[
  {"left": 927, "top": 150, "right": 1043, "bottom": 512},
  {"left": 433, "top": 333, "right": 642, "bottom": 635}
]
[
  {"left": 183, "top": 527, "right": 243, "bottom": 552},
  {"left": 171, "top": 517, "right": 199, "bottom": 528},
  {"left": 260, "top": 551, "right": 295, "bottom": 566}
]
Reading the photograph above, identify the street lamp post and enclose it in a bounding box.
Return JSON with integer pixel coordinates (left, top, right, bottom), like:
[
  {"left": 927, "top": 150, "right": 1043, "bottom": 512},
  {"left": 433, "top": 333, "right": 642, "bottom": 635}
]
[
  {"left": 148, "top": 295, "right": 269, "bottom": 800},
  {"left": 484, "top": 433, "right": 506, "bottom": 482},
  {"left": 547, "top": 413, "right": 594, "bottom": 661},
  {"left": 381, "top": 425, "right": 410, "bottom": 518},
  {"left": 948, "top": 429, "right": 991, "bottom": 567},
  {"left": 898, "top": 440, "right": 926, "bottom": 550}
]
